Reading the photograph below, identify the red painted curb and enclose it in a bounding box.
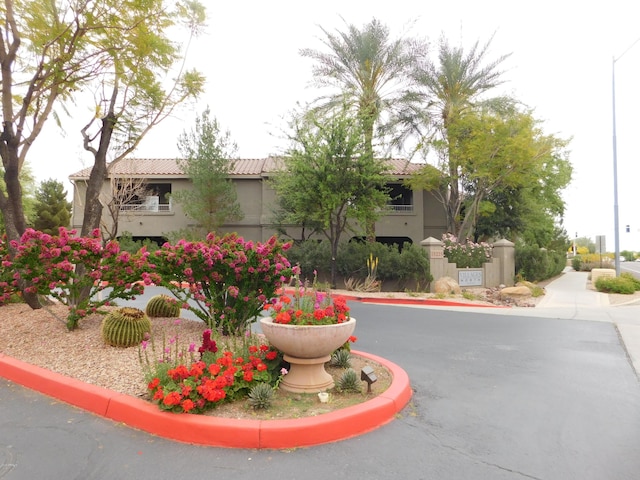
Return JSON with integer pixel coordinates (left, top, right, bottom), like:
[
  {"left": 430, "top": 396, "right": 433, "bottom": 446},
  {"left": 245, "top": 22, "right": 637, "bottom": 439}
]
[
  {"left": 0, "top": 350, "right": 411, "bottom": 449},
  {"left": 279, "top": 288, "right": 507, "bottom": 309}
]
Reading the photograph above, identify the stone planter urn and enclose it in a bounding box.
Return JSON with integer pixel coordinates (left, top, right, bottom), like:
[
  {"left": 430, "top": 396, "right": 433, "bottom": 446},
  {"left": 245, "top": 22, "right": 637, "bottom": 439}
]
[{"left": 259, "top": 317, "right": 356, "bottom": 393}]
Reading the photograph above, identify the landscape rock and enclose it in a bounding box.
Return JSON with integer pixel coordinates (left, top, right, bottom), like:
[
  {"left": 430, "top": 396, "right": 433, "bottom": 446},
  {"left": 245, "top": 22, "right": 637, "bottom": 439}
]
[
  {"left": 434, "top": 276, "right": 462, "bottom": 295},
  {"left": 499, "top": 285, "right": 532, "bottom": 299}
]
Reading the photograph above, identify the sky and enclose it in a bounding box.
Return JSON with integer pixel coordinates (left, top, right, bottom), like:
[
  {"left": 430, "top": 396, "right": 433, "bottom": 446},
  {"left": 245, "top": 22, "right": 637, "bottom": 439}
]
[{"left": 28, "top": 0, "right": 640, "bottom": 251}]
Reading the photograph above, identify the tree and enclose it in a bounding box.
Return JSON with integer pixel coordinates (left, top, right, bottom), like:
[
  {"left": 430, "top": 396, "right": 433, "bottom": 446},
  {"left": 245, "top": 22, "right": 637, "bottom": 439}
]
[
  {"left": 301, "top": 18, "right": 426, "bottom": 240},
  {"left": 0, "top": 0, "right": 204, "bottom": 308},
  {"left": 170, "top": 107, "right": 243, "bottom": 237},
  {"left": 78, "top": 0, "right": 206, "bottom": 237},
  {"left": 301, "top": 18, "right": 427, "bottom": 154},
  {"left": 270, "top": 108, "right": 392, "bottom": 287},
  {"left": 410, "top": 105, "right": 571, "bottom": 241},
  {"left": 33, "top": 179, "right": 71, "bottom": 235},
  {"left": 103, "top": 175, "right": 152, "bottom": 243},
  {"left": 411, "top": 35, "right": 512, "bottom": 235}
]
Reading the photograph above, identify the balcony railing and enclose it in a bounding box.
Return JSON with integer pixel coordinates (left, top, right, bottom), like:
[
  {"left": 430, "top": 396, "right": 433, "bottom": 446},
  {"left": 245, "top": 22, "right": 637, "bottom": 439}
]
[
  {"left": 385, "top": 204, "right": 414, "bottom": 213},
  {"left": 119, "top": 204, "right": 172, "bottom": 212}
]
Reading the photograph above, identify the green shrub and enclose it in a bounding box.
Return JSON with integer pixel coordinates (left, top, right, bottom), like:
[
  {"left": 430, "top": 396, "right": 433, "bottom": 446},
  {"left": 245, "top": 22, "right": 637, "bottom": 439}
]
[
  {"left": 285, "top": 240, "right": 332, "bottom": 279},
  {"left": 337, "top": 241, "right": 400, "bottom": 280},
  {"left": 396, "top": 242, "right": 432, "bottom": 288},
  {"left": 516, "top": 244, "right": 550, "bottom": 281},
  {"left": 621, "top": 272, "right": 640, "bottom": 290},
  {"left": 515, "top": 244, "right": 565, "bottom": 282},
  {"left": 287, "top": 239, "right": 431, "bottom": 287},
  {"left": 571, "top": 256, "right": 582, "bottom": 271},
  {"left": 117, "top": 232, "right": 161, "bottom": 254},
  {"left": 595, "top": 276, "right": 637, "bottom": 294}
]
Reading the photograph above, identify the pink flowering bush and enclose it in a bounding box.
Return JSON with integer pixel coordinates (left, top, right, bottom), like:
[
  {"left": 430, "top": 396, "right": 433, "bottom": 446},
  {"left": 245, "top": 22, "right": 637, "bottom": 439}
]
[
  {"left": 441, "top": 233, "right": 492, "bottom": 268},
  {"left": 3, "top": 227, "right": 157, "bottom": 330},
  {"left": 0, "top": 235, "right": 17, "bottom": 305},
  {"left": 152, "top": 233, "right": 292, "bottom": 334}
]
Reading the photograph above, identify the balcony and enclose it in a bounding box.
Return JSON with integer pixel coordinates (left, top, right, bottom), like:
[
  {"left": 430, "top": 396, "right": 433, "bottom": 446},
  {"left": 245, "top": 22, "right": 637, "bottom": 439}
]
[
  {"left": 385, "top": 204, "right": 414, "bottom": 213},
  {"left": 119, "top": 204, "right": 172, "bottom": 213}
]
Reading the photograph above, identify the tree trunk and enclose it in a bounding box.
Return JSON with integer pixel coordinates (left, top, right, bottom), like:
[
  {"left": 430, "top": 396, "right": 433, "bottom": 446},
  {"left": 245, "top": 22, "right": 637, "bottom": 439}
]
[
  {"left": 0, "top": 146, "right": 42, "bottom": 309},
  {"left": 74, "top": 114, "right": 117, "bottom": 305}
]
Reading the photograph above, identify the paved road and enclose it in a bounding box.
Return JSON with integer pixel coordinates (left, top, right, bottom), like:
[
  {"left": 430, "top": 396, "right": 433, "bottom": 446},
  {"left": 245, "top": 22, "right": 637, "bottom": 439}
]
[{"left": 2, "top": 272, "right": 640, "bottom": 479}]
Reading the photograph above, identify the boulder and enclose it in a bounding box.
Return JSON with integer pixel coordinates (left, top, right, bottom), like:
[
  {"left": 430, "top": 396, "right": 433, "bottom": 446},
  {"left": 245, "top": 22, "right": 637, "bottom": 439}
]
[
  {"left": 499, "top": 285, "right": 532, "bottom": 299},
  {"left": 434, "top": 276, "right": 462, "bottom": 295}
]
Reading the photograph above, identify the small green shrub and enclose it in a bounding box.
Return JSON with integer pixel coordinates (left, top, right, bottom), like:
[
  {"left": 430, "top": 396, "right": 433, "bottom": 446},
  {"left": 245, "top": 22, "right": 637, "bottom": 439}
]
[
  {"left": 594, "top": 276, "right": 637, "bottom": 294},
  {"left": 335, "top": 368, "right": 361, "bottom": 393},
  {"left": 571, "top": 256, "right": 582, "bottom": 271},
  {"left": 462, "top": 290, "right": 478, "bottom": 301},
  {"left": 145, "top": 294, "right": 180, "bottom": 318},
  {"left": 102, "top": 307, "right": 151, "bottom": 347},
  {"left": 247, "top": 382, "right": 275, "bottom": 410},
  {"left": 396, "top": 242, "right": 432, "bottom": 288},
  {"left": 285, "top": 240, "right": 332, "bottom": 279},
  {"left": 117, "top": 232, "right": 161, "bottom": 254},
  {"left": 621, "top": 272, "right": 640, "bottom": 290},
  {"left": 330, "top": 349, "right": 352, "bottom": 369}
]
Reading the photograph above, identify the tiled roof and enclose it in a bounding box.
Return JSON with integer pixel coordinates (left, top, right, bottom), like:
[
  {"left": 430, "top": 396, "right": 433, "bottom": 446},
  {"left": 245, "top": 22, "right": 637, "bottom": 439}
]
[{"left": 69, "top": 157, "right": 423, "bottom": 179}]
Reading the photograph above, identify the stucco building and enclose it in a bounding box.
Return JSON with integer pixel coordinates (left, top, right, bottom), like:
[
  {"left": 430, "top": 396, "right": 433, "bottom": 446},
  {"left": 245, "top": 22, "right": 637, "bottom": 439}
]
[{"left": 69, "top": 157, "right": 447, "bottom": 246}]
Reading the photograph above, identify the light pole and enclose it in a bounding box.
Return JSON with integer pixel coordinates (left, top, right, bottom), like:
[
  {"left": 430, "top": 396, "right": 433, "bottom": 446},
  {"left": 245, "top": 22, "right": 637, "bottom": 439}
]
[{"left": 612, "top": 37, "right": 640, "bottom": 276}]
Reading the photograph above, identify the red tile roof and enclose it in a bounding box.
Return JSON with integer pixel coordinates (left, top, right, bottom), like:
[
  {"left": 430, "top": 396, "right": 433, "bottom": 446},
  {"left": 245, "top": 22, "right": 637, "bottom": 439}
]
[{"left": 69, "top": 157, "right": 423, "bottom": 179}]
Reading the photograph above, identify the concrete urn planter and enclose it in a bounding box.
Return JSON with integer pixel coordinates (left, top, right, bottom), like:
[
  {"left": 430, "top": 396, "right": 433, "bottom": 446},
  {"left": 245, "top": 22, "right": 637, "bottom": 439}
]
[{"left": 259, "top": 317, "right": 356, "bottom": 393}]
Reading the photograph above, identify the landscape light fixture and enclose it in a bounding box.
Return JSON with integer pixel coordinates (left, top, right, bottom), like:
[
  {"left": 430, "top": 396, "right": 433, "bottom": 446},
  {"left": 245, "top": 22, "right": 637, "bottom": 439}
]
[{"left": 361, "top": 366, "right": 377, "bottom": 393}]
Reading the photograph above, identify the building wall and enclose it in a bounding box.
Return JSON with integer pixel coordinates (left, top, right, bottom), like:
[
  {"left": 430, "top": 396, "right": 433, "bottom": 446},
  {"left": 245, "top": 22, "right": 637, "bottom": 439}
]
[{"left": 71, "top": 174, "right": 448, "bottom": 245}]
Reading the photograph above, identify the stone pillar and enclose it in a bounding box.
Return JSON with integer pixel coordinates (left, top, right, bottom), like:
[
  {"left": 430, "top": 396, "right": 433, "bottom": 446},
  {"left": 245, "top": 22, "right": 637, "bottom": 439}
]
[
  {"left": 492, "top": 239, "right": 515, "bottom": 286},
  {"left": 420, "top": 237, "right": 446, "bottom": 293}
]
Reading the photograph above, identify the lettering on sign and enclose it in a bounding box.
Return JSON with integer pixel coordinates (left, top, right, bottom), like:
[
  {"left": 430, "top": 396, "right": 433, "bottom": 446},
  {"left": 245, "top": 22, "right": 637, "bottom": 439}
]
[
  {"left": 430, "top": 250, "right": 444, "bottom": 259},
  {"left": 458, "top": 270, "right": 483, "bottom": 287}
]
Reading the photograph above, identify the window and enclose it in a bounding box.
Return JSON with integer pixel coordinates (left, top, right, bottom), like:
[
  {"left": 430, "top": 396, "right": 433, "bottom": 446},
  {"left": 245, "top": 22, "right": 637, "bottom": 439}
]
[
  {"left": 386, "top": 183, "right": 413, "bottom": 212},
  {"left": 117, "top": 182, "right": 172, "bottom": 212}
]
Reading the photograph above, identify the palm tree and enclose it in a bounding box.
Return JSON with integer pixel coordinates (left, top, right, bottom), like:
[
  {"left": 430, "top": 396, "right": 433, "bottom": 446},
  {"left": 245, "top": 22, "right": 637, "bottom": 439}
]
[
  {"left": 300, "top": 18, "right": 427, "bottom": 159},
  {"left": 411, "top": 35, "right": 512, "bottom": 236}
]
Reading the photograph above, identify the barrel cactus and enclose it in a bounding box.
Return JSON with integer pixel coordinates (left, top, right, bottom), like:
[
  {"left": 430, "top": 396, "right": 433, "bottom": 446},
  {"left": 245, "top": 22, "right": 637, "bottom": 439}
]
[
  {"left": 145, "top": 294, "right": 180, "bottom": 318},
  {"left": 101, "top": 307, "right": 151, "bottom": 348}
]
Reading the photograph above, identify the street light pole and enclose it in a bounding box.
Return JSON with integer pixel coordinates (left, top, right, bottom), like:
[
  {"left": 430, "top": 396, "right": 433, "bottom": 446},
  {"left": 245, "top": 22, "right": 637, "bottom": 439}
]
[
  {"left": 612, "top": 37, "right": 640, "bottom": 277},
  {"left": 612, "top": 56, "right": 621, "bottom": 276}
]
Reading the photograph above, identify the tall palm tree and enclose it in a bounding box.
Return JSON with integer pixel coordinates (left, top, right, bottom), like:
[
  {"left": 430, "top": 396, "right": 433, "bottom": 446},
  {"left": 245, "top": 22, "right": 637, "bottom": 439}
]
[
  {"left": 412, "top": 35, "right": 512, "bottom": 236},
  {"left": 300, "top": 18, "right": 428, "bottom": 159}
]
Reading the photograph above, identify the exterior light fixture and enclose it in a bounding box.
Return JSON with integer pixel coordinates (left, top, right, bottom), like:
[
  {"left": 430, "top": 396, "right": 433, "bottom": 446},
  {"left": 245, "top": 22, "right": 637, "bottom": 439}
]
[{"left": 361, "top": 366, "right": 377, "bottom": 393}]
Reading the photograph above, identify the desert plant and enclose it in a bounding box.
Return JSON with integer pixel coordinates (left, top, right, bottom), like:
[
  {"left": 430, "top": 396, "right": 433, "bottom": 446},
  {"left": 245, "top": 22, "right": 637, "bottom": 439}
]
[
  {"left": 330, "top": 348, "right": 352, "bottom": 369},
  {"left": 102, "top": 307, "right": 152, "bottom": 348},
  {"left": 462, "top": 290, "right": 478, "bottom": 301},
  {"left": 621, "top": 272, "right": 640, "bottom": 290},
  {"left": 594, "top": 276, "right": 637, "bottom": 294},
  {"left": 247, "top": 382, "right": 275, "bottom": 410},
  {"left": 335, "top": 368, "right": 361, "bottom": 393},
  {"left": 145, "top": 294, "right": 181, "bottom": 318}
]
